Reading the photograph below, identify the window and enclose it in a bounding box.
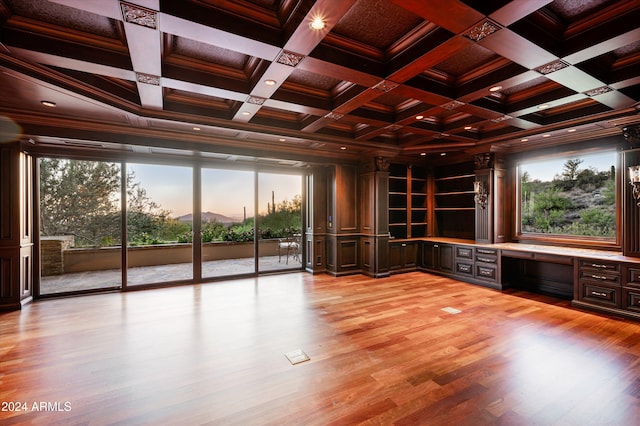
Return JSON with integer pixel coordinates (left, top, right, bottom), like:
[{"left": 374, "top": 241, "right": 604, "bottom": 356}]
[{"left": 517, "top": 149, "right": 618, "bottom": 245}]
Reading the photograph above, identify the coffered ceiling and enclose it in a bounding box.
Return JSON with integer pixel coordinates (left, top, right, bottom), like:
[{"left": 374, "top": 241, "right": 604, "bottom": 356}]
[{"left": 0, "top": 0, "right": 639, "bottom": 163}]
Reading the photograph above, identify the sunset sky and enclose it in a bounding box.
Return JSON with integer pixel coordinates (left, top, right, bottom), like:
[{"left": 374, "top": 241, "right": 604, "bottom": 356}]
[{"left": 129, "top": 164, "right": 302, "bottom": 218}]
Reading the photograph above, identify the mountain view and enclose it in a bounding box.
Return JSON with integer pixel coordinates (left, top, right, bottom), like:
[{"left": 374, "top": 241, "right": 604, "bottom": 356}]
[{"left": 177, "top": 211, "right": 238, "bottom": 224}]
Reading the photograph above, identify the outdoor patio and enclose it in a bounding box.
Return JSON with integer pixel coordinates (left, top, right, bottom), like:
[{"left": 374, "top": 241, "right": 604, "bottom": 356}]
[{"left": 40, "top": 255, "right": 302, "bottom": 294}]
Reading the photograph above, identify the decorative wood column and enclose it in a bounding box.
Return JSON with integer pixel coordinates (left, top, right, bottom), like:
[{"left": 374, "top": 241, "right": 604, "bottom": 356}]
[
  {"left": 622, "top": 125, "right": 640, "bottom": 258},
  {"left": 474, "top": 152, "right": 507, "bottom": 244},
  {"left": 474, "top": 153, "right": 493, "bottom": 243},
  {"left": 360, "top": 156, "right": 390, "bottom": 277},
  {"left": 0, "top": 141, "right": 34, "bottom": 310},
  {"left": 304, "top": 166, "right": 327, "bottom": 274}
]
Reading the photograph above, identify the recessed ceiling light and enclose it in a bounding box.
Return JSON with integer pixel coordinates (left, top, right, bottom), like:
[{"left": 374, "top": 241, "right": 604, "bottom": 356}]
[
  {"left": 464, "top": 126, "right": 472, "bottom": 130},
  {"left": 521, "top": 138, "right": 529, "bottom": 142},
  {"left": 420, "top": 152, "right": 426, "bottom": 156},
  {"left": 440, "top": 152, "right": 447, "bottom": 156},
  {"left": 538, "top": 104, "right": 550, "bottom": 110},
  {"left": 41, "top": 100, "right": 56, "bottom": 107},
  {"left": 310, "top": 17, "right": 326, "bottom": 30},
  {"left": 416, "top": 115, "right": 424, "bottom": 120},
  {"left": 568, "top": 128, "right": 576, "bottom": 132},
  {"left": 340, "top": 146, "right": 347, "bottom": 150},
  {"left": 489, "top": 85, "right": 502, "bottom": 92},
  {"left": 193, "top": 127, "right": 200, "bottom": 131},
  {"left": 543, "top": 134, "right": 551, "bottom": 138},
  {"left": 279, "top": 138, "right": 286, "bottom": 142},
  {"left": 264, "top": 79, "right": 276, "bottom": 86},
  {"left": 241, "top": 111, "right": 251, "bottom": 116}
]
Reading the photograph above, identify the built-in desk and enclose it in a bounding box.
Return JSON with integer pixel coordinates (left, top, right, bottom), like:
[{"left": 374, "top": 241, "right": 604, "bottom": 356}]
[{"left": 402, "top": 238, "right": 640, "bottom": 321}]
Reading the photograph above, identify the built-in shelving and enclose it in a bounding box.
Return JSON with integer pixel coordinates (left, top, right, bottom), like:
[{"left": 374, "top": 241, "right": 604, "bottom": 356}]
[
  {"left": 388, "top": 164, "right": 428, "bottom": 239},
  {"left": 433, "top": 162, "right": 475, "bottom": 239}
]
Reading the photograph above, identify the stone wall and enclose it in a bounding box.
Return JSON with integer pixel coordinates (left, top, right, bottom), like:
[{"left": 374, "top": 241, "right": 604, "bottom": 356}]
[{"left": 40, "top": 236, "right": 74, "bottom": 276}]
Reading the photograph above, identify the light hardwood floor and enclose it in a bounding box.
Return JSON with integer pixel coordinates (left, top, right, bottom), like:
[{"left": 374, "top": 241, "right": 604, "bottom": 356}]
[{"left": 2, "top": 272, "right": 640, "bottom": 425}]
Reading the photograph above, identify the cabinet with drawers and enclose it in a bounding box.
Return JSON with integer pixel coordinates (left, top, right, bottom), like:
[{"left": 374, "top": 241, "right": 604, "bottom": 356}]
[
  {"left": 475, "top": 247, "right": 499, "bottom": 284},
  {"left": 623, "top": 266, "right": 640, "bottom": 313},
  {"left": 455, "top": 246, "right": 474, "bottom": 277},
  {"left": 578, "top": 259, "right": 621, "bottom": 309}
]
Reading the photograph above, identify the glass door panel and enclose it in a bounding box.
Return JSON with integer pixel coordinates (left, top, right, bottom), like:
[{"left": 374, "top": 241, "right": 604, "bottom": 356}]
[
  {"left": 126, "top": 163, "right": 193, "bottom": 286},
  {"left": 201, "top": 168, "right": 255, "bottom": 278},
  {"left": 257, "top": 172, "right": 303, "bottom": 272},
  {"left": 39, "top": 158, "right": 122, "bottom": 295}
]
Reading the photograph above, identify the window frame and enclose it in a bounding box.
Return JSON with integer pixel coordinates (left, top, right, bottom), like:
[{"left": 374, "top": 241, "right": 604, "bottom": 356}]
[{"left": 513, "top": 145, "right": 622, "bottom": 250}]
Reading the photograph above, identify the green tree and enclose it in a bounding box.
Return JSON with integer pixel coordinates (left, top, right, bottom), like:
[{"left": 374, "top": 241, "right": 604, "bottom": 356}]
[
  {"left": 562, "top": 159, "right": 583, "bottom": 181},
  {"left": 40, "top": 159, "right": 121, "bottom": 247},
  {"left": 40, "top": 158, "right": 174, "bottom": 247}
]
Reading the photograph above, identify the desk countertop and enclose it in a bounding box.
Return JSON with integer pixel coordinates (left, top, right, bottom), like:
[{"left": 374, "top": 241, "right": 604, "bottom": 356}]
[{"left": 391, "top": 237, "right": 640, "bottom": 263}]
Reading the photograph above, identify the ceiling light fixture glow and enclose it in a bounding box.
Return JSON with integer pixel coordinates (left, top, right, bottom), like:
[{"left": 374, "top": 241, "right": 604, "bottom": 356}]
[
  {"left": 41, "top": 100, "right": 56, "bottom": 107},
  {"left": 521, "top": 138, "right": 528, "bottom": 142},
  {"left": 193, "top": 127, "right": 200, "bottom": 131},
  {"left": 416, "top": 115, "right": 424, "bottom": 120},
  {"left": 489, "top": 85, "right": 502, "bottom": 92},
  {"left": 241, "top": 111, "right": 251, "bottom": 116},
  {"left": 340, "top": 146, "right": 347, "bottom": 150},
  {"left": 264, "top": 79, "right": 276, "bottom": 86},
  {"left": 310, "top": 17, "right": 326, "bottom": 30},
  {"left": 543, "top": 134, "right": 551, "bottom": 138},
  {"left": 538, "top": 104, "right": 550, "bottom": 110}
]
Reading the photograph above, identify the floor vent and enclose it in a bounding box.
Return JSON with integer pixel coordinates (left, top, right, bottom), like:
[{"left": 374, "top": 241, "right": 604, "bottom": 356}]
[{"left": 284, "top": 349, "right": 310, "bottom": 365}]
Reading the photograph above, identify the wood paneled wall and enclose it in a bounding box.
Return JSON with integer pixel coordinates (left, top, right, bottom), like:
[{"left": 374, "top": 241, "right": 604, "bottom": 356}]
[{"left": 0, "top": 142, "right": 33, "bottom": 310}]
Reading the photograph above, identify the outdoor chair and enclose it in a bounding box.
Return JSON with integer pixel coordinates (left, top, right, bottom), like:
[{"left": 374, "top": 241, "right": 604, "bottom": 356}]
[{"left": 278, "top": 235, "right": 300, "bottom": 264}]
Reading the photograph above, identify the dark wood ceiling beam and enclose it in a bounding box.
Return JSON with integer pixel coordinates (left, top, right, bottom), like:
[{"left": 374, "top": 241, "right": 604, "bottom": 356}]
[
  {"left": 479, "top": 28, "right": 557, "bottom": 70},
  {"left": 48, "top": 1, "right": 163, "bottom": 110},
  {"left": 233, "top": 0, "right": 361, "bottom": 123},
  {"left": 122, "top": 18, "right": 163, "bottom": 109},
  {"left": 388, "top": 27, "right": 456, "bottom": 77},
  {"left": 264, "top": 98, "right": 327, "bottom": 117},
  {"left": 161, "top": 76, "right": 248, "bottom": 103},
  {"left": 7, "top": 47, "right": 134, "bottom": 81},
  {"left": 2, "top": 27, "right": 132, "bottom": 71},
  {"left": 562, "top": 3, "right": 640, "bottom": 57},
  {"left": 387, "top": 36, "right": 471, "bottom": 83},
  {"left": 490, "top": 0, "right": 554, "bottom": 27},
  {"left": 160, "top": 1, "right": 284, "bottom": 48},
  {"left": 389, "top": 0, "right": 484, "bottom": 34},
  {"left": 390, "top": 84, "right": 451, "bottom": 108},
  {"left": 564, "top": 27, "right": 640, "bottom": 65}
]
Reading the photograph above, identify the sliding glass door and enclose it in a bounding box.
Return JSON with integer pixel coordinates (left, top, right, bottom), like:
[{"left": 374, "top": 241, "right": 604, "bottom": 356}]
[
  {"left": 257, "top": 172, "right": 303, "bottom": 272},
  {"left": 39, "top": 158, "right": 122, "bottom": 295},
  {"left": 201, "top": 168, "right": 255, "bottom": 278},
  {"left": 126, "top": 163, "right": 193, "bottom": 286},
  {"left": 39, "top": 158, "right": 303, "bottom": 295}
]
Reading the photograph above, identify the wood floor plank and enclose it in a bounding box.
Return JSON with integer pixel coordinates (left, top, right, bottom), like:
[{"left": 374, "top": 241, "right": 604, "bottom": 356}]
[{"left": 2, "top": 271, "right": 640, "bottom": 424}]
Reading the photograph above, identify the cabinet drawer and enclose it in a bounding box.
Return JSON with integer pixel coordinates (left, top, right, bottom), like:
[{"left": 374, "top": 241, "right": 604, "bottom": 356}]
[
  {"left": 628, "top": 268, "right": 640, "bottom": 287},
  {"left": 475, "top": 254, "right": 497, "bottom": 264},
  {"left": 579, "top": 270, "right": 620, "bottom": 285},
  {"left": 476, "top": 248, "right": 497, "bottom": 256},
  {"left": 456, "top": 262, "right": 473, "bottom": 276},
  {"left": 475, "top": 264, "right": 497, "bottom": 281},
  {"left": 623, "top": 288, "right": 640, "bottom": 313},
  {"left": 456, "top": 246, "right": 473, "bottom": 259},
  {"left": 580, "top": 282, "right": 620, "bottom": 308},
  {"left": 580, "top": 259, "right": 620, "bottom": 273}
]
